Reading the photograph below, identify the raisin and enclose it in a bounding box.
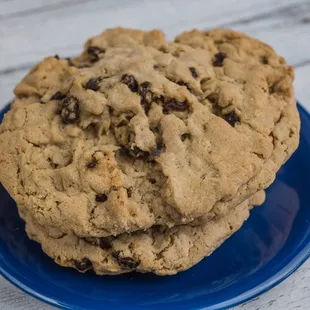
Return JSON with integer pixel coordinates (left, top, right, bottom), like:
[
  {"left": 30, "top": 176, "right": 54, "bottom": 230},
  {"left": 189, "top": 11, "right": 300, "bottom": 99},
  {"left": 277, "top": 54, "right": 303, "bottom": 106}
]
[
  {"left": 154, "top": 95, "right": 164, "bottom": 105},
  {"left": 163, "top": 98, "right": 189, "bottom": 113},
  {"left": 48, "top": 158, "right": 58, "bottom": 169},
  {"left": 119, "top": 145, "right": 149, "bottom": 160},
  {"left": 99, "top": 238, "right": 112, "bottom": 250},
  {"left": 260, "top": 56, "right": 269, "bottom": 64},
  {"left": 142, "top": 99, "right": 152, "bottom": 112},
  {"left": 87, "top": 46, "right": 105, "bottom": 62},
  {"left": 61, "top": 96, "right": 79, "bottom": 123},
  {"left": 86, "top": 77, "right": 103, "bottom": 91},
  {"left": 139, "top": 81, "right": 151, "bottom": 96},
  {"left": 151, "top": 144, "right": 165, "bottom": 156},
  {"left": 213, "top": 52, "right": 227, "bottom": 67},
  {"left": 189, "top": 67, "right": 198, "bottom": 78},
  {"left": 207, "top": 93, "right": 219, "bottom": 104},
  {"left": 139, "top": 82, "right": 153, "bottom": 102},
  {"left": 269, "top": 85, "right": 276, "bottom": 94},
  {"left": 181, "top": 133, "right": 191, "bottom": 141},
  {"left": 149, "top": 178, "right": 156, "bottom": 184},
  {"left": 74, "top": 258, "right": 92, "bottom": 272},
  {"left": 121, "top": 74, "right": 138, "bottom": 92},
  {"left": 51, "top": 91, "right": 66, "bottom": 101},
  {"left": 153, "top": 64, "right": 159, "bottom": 70},
  {"left": 141, "top": 100, "right": 151, "bottom": 113},
  {"left": 139, "top": 82, "right": 153, "bottom": 113},
  {"left": 87, "top": 157, "right": 98, "bottom": 169},
  {"left": 66, "top": 58, "right": 74, "bottom": 66},
  {"left": 126, "top": 114, "right": 134, "bottom": 121},
  {"left": 95, "top": 194, "right": 108, "bottom": 202},
  {"left": 131, "top": 146, "right": 149, "bottom": 159},
  {"left": 176, "top": 81, "right": 191, "bottom": 92},
  {"left": 177, "top": 81, "right": 187, "bottom": 87},
  {"left": 127, "top": 187, "right": 133, "bottom": 197},
  {"left": 54, "top": 54, "right": 60, "bottom": 60},
  {"left": 112, "top": 251, "right": 140, "bottom": 269},
  {"left": 116, "top": 119, "right": 128, "bottom": 127},
  {"left": 223, "top": 110, "right": 240, "bottom": 127},
  {"left": 118, "top": 147, "right": 130, "bottom": 157}
]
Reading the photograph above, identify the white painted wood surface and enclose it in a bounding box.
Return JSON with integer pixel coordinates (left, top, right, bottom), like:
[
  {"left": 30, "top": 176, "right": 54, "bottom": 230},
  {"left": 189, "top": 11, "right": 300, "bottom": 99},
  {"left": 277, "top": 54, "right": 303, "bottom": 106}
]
[{"left": 0, "top": 0, "right": 310, "bottom": 309}]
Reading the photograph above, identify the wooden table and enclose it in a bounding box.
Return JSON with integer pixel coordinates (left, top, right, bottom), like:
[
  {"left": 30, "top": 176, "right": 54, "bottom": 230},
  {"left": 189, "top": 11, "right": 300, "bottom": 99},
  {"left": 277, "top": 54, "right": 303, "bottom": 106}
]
[{"left": 0, "top": 0, "right": 310, "bottom": 309}]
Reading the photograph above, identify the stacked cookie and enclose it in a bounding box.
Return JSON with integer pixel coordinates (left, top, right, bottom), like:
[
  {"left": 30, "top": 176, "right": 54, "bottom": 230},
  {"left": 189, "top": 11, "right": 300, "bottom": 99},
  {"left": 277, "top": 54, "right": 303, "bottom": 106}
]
[{"left": 0, "top": 28, "right": 300, "bottom": 275}]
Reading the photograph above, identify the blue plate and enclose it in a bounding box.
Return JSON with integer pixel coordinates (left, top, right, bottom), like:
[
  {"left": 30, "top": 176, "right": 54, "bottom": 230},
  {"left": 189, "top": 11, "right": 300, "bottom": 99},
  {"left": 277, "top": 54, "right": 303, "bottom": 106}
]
[{"left": 0, "top": 103, "right": 309, "bottom": 310}]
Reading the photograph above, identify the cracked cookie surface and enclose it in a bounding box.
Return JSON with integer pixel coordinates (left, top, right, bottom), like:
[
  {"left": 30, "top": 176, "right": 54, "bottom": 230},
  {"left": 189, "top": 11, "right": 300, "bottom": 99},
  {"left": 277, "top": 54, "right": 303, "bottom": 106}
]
[
  {"left": 0, "top": 28, "right": 300, "bottom": 237},
  {"left": 23, "top": 191, "right": 265, "bottom": 275}
]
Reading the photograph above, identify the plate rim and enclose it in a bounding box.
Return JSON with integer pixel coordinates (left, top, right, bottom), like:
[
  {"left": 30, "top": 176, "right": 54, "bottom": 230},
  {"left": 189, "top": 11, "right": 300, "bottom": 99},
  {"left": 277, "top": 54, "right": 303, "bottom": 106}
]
[{"left": 0, "top": 102, "right": 309, "bottom": 310}]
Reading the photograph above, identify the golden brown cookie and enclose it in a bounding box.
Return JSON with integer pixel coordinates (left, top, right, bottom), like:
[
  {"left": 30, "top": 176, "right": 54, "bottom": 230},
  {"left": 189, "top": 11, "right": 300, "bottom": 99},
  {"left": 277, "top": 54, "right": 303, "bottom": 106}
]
[
  {"left": 0, "top": 28, "right": 300, "bottom": 238},
  {"left": 23, "top": 191, "right": 265, "bottom": 275}
]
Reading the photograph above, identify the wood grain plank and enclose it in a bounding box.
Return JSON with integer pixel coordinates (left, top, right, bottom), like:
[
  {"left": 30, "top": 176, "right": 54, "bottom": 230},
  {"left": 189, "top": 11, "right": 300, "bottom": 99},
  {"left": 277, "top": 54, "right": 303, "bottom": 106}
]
[
  {"left": 0, "top": 1, "right": 310, "bottom": 310},
  {"left": 0, "top": 0, "right": 307, "bottom": 72},
  {"left": 0, "top": 278, "right": 54, "bottom": 310},
  {"left": 233, "top": 260, "right": 310, "bottom": 310}
]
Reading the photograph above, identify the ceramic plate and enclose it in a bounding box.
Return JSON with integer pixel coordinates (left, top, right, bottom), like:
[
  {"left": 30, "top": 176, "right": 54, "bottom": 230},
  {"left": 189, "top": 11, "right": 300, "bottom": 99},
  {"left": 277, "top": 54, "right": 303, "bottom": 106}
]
[{"left": 0, "top": 103, "right": 309, "bottom": 310}]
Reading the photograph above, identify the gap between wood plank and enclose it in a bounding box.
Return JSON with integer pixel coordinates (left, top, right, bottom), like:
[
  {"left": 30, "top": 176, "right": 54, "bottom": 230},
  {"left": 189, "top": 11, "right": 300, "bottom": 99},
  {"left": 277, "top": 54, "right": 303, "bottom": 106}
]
[
  {"left": 294, "top": 59, "right": 310, "bottom": 68},
  {"left": 0, "top": 0, "right": 95, "bottom": 20},
  {"left": 220, "top": 2, "right": 310, "bottom": 27},
  {"left": 0, "top": 63, "right": 35, "bottom": 75}
]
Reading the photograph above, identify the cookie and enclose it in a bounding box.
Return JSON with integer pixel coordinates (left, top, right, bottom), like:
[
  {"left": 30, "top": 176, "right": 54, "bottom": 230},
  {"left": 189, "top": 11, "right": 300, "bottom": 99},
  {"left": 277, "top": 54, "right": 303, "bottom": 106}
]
[
  {"left": 0, "top": 28, "right": 300, "bottom": 238},
  {"left": 23, "top": 191, "right": 265, "bottom": 275}
]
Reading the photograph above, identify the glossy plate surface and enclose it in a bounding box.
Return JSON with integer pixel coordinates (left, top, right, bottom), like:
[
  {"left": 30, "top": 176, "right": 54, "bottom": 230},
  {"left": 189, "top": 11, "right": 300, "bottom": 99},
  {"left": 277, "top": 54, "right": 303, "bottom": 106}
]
[{"left": 0, "top": 103, "right": 309, "bottom": 310}]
